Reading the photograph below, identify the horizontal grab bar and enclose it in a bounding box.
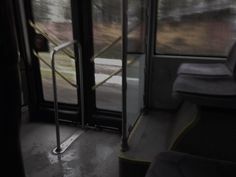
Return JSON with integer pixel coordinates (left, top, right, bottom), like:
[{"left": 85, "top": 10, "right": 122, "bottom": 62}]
[
  {"left": 29, "top": 21, "right": 75, "bottom": 59},
  {"left": 53, "top": 40, "right": 76, "bottom": 52}
]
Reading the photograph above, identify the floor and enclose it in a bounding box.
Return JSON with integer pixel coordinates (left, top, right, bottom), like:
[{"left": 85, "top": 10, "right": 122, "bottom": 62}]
[
  {"left": 118, "top": 104, "right": 198, "bottom": 177},
  {"left": 20, "top": 123, "right": 120, "bottom": 177},
  {"left": 118, "top": 110, "right": 177, "bottom": 177},
  {"left": 120, "top": 103, "right": 197, "bottom": 162},
  {"left": 121, "top": 111, "right": 175, "bottom": 162}
]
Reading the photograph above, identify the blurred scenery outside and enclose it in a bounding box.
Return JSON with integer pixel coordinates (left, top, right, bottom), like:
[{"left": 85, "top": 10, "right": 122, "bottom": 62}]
[
  {"left": 156, "top": 0, "right": 236, "bottom": 56},
  {"left": 32, "top": 0, "right": 145, "bottom": 111},
  {"left": 92, "top": 0, "right": 122, "bottom": 111},
  {"left": 32, "top": 0, "right": 77, "bottom": 104}
]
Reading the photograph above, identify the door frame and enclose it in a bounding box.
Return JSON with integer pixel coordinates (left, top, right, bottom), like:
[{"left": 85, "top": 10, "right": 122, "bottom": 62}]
[
  {"left": 19, "top": 0, "right": 122, "bottom": 129},
  {"left": 121, "top": 0, "right": 149, "bottom": 151},
  {"left": 21, "top": 0, "right": 94, "bottom": 124}
]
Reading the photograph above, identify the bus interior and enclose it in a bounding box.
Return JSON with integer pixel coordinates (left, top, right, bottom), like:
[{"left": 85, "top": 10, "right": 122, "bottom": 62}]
[{"left": 2, "top": 0, "right": 236, "bottom": 177}]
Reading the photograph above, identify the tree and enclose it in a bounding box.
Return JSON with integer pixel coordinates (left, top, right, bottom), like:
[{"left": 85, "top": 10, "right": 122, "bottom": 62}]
[
  {"left": 96, "top": 0, "right": 121, "bottom": 24},
  {"left": 32, "top": 0, "right": 51, "bottom": 21}
]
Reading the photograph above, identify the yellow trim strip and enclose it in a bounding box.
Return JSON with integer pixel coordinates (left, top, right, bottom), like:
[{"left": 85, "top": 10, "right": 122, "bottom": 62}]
[{"left": 168, "top": 111, "right": 200, "bottom": 150}]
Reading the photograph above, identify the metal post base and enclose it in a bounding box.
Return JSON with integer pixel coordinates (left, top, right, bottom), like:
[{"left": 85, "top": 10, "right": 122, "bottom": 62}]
[{"left": 52, "top": 130, "right": 85, "bottom": 155}]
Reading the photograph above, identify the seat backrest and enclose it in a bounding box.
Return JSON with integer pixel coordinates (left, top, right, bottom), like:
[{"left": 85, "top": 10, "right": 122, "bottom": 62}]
[{"left": 227, "top": 42, "right": 236, "bottom": 79}]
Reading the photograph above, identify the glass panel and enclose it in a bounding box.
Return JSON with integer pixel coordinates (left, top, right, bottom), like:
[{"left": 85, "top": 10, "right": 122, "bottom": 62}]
[
  {"left": 156, "top": 0, "right": 236, "bottom": 56},
  {"left": 126, "top": 54, "right": 145, "bottom": 132},
  {"left": 126, "top": 0, "right": 146, "bottom": 134},
  {"left": 92, "top": 0, "right": 122, "bottom": 111},
  {"left": 32, "top": 0, "right": 78, "bottom": 104}
]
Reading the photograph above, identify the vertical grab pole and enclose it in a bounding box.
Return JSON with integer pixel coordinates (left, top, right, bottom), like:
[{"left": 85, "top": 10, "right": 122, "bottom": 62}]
[
  {"left": 51, "top": 50, "right": 61, "bottom": 154},
  {"left": 121, "top": 0, "right": 129, "bottom": 152},
  {"left": 77, "top": 42, "right": 85, "bottom": 128}
]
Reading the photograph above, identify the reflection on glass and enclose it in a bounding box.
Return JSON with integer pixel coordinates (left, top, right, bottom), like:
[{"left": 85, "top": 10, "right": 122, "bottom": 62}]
[
  {"left": 128, "top": 0, "right": 146, "bottom": 53},
  {"left": 92, "top": 0, "right": 122, "bottom": 111},
  {"left": 32, "top": 0, "right": 78, "bottom": 104},
  {"left": 92, "top": 0, "right": 121, "bottom": 54},
  {"left": 156, "top": 0, "right": 236, "bottom": 56}
]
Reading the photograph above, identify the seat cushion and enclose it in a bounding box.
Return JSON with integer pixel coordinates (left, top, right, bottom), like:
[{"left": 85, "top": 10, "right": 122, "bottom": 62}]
[
  {"left": 173, "top": 75, "right": 236, "bottom": 108},
  {"left": 178, "top": 63, "right": 232, "bottom": 77},
  {"left": 145, "top": 152, "right": 236, "bottom": 177},
  {"left": 173, "top": 75, "right": 236, "bottom": 96}
]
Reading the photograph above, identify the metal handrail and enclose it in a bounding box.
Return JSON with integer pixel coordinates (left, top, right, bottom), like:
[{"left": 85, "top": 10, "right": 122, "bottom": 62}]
[
  {"left": 33, "top": 51, "right": 77, "bottom": 88},
  {"left": 51, "top": 40, "right": 84, "bottom": 154},
  {"left": 29, "top": 21, "right": 75, "bottom": 59}
]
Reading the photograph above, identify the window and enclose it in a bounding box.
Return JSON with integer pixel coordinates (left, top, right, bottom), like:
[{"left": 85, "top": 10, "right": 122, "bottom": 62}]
[
  {"left": 92, "top": 0, "right": 122, "bottom": 111},
  {"left": 32, "top": 0, "right": 78, "bottom": 104},
  {"left": 156, "top": 0, "right": 236, "bottom": 56}
]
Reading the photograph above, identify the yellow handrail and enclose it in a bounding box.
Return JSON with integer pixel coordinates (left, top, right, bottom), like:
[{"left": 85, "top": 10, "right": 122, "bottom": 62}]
[
  {"left": 33, "top": 51, "right": 77, "bottom": 88},
  {"left": 30, "top": 19, "right": 141, "bottom": 90},
  {"left": 91, "top": 22, "right": 141, "bottom": 62},
  {"left": 92, "top": 58, "right": 136, "bottom": 90}
]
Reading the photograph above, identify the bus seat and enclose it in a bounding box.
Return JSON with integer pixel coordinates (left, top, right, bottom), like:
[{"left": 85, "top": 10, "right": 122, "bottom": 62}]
[
  {"left": 177, "top": 42, "right": 236, "bottom": 78},
  {"left": 173, "top": 75, "right": 236, "bottom": 108},
  {"left": 145, "top": 151, "right": 236, "bottom": 177},
  {"left": 173, "top": 42, "right": 236, "bottom": 108}
]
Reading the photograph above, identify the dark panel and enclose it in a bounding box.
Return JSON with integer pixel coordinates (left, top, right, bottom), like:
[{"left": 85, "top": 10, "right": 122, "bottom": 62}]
[
  {"left": 1, "top": 0, "right": 26, "bottom": 176},
  {"left": 71, "top": 0, "right": 96, "bottom": 124},
  {"left": 119, "top": 158, "right": 150, "bottom": 177}
]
